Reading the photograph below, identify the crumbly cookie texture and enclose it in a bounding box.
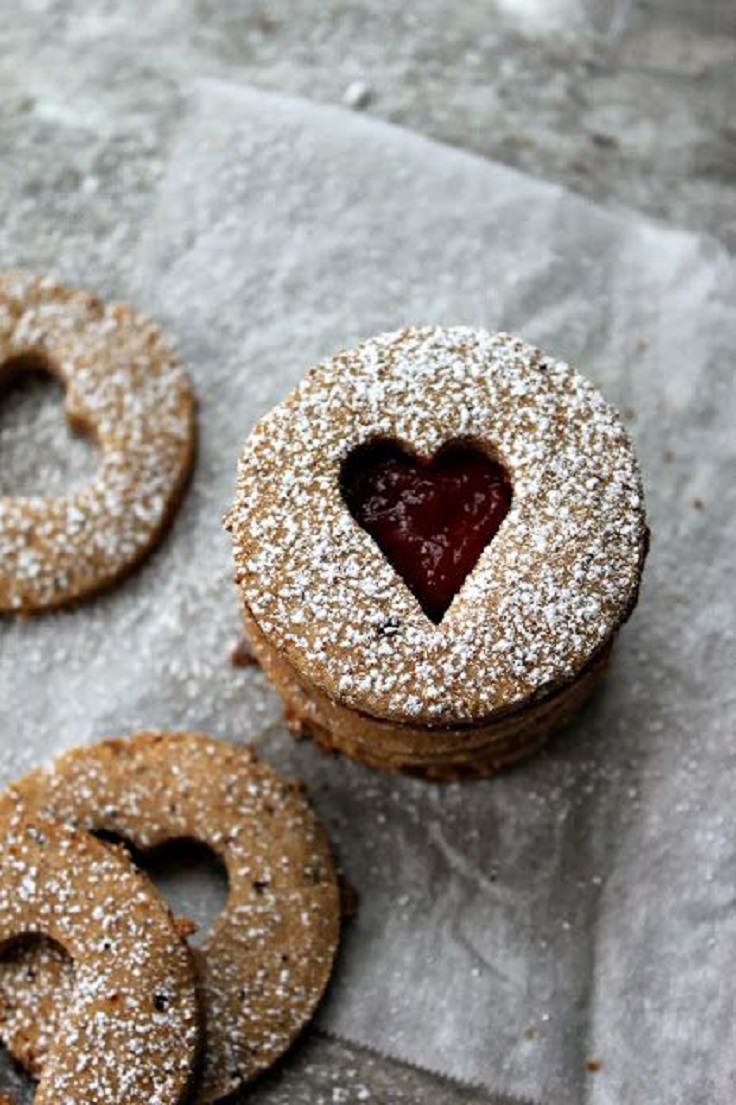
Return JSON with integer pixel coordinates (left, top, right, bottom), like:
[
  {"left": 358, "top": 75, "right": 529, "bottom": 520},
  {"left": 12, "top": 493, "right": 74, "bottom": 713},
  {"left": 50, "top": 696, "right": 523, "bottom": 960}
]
[
  {"left": 0, "top": 272, "right": 195, "bottom": 614},
  {"left": 3, "top": 732, "right": 340, "bottom": 1104},
  {"left": 226, "top": 326, "right": 648, "bottom": 726},
  {"left": 0, "top": 812, "right": 200, "bottom": 1105},
  {"left": 242, "top": 600, "right": 613, "bottom": 780},
  {"left": 0, "top": 937, "right": 74, "bottom": 1079}
]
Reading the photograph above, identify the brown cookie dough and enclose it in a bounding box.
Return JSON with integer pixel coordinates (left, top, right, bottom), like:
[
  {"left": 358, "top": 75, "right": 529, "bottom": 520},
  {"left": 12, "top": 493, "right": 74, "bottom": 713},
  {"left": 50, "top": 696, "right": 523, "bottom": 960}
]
[
  {"left": 0, "top": 937, "right": 74, "bottom": 1080},
  {"left": 0, "top": 813, "right": 200, "bottom": 1105},
  {"left": 244, "top": 603, "right": 614, "bottom": 779},
  {"left": 0, "top": 272, "right": 196, "bottom": 614},
  {"left": 226, "top": 326, "right": 648, "bottom": 778},
  {"left": 3, "top": 732, "right": 341, "bottom": 1104}
]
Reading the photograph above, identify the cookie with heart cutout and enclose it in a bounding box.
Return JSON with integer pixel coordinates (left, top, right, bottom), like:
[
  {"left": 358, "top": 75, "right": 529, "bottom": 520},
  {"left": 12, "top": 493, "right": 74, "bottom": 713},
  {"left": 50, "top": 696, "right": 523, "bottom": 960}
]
[
  {"left": 225, "top": 326, "right": 649, "bottom": 779},
  {"left": 0, "top": 811, "right": 201, "bottom": 1105},
  {"left": 1, "top": 732, "right": 340, "bottom": 1104},
  {"left": 0, "top": 271, "right": 195, "bottom": 614}
]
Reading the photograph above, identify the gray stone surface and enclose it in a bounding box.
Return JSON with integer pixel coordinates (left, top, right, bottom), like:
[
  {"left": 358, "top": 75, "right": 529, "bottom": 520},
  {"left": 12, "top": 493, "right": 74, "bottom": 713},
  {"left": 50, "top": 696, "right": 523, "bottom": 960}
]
[
  {"left": 0, "top": 3, "right": 733, "bottom": 1104},
  {"left": 2, "top": 0, "right": 735, "bottom": 249}
]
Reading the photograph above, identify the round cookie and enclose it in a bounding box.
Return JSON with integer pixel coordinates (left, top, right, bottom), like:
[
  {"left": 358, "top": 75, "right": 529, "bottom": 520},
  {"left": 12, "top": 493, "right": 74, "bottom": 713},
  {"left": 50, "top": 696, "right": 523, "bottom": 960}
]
[
  {"left": 0, "top": 271, "right": 196, "bottom": 614},
  {"left": 3, "top": 733, "right": 341, "bottom": 1103},
  {"left": 0, "top": 813, "right": 200, "bottom": 1105},
  {"left": 226, "top": 326, "right": 648, "bottom": 778}
]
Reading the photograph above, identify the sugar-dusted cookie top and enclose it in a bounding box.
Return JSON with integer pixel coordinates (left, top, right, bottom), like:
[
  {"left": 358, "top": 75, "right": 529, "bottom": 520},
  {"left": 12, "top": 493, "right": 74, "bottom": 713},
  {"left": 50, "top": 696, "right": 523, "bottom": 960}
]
[
  {"left": 5, "top": 732, "right": 340, "bottom": 1104},
  {"left": 0, "top": 272, "right": 195, "bottom": 613},
  {"left": 227, "top": 327, "right": 648, "bottom": 725},
  {"left": 0, "top": 811, "right": 200, "bottom": 1105}
]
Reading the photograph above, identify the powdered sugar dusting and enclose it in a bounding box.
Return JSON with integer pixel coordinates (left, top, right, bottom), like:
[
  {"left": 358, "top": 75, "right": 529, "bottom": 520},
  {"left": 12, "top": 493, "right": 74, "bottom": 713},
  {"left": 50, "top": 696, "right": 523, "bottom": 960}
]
[
  {"left": 0, "top": 812, "right": 199, "bottom": 1105},
  {"left": 0, "top": 272, "right": 195, "bottom": 613},
  {"left": 0, "top": 937, "right": 74, "bottom": 1080},
  {"left": 227, "top": 327, "right": 647, "bottom": 724},
  {"left": 5, "top": 732, "right": 340, "bottom": 1104}
]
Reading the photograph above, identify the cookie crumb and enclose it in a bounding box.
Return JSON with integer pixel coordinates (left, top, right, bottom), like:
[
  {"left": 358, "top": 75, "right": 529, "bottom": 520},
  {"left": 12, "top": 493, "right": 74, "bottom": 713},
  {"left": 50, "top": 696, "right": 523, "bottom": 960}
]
[
  {"left": 230, "top": 636, "right": 259, "bottom": 668},
  {"left": 338, "top": 875, "right": 360, "bottom": 922},
  {"left": 343, "top": 80, "right": 372, "bottom": 110}
]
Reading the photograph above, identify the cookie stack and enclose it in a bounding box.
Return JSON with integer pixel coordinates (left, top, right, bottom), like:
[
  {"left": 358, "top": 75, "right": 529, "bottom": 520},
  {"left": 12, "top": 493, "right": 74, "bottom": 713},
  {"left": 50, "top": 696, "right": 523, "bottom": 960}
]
[
  {"left": 0, "top": 733, "right": 340, "bottom": 1104},
  {"left": 226, "top": 327, "right": 649, "bottom": 779}
]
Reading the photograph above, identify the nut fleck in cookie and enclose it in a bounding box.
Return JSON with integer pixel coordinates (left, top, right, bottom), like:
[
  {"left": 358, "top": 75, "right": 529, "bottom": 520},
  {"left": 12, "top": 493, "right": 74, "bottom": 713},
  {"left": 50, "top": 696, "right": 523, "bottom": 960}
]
[
  {"left": 225, "top": 326, "right": 648, "bottom": 779},
  {"left": 4, "top": 732, "right": 340, "bottom": 1104},
  {"left": 0, "top": 272, "right": 196, "bottom": 614},
  {"left": 0, "top": 813, "right": 200, "bottom": 1105}
]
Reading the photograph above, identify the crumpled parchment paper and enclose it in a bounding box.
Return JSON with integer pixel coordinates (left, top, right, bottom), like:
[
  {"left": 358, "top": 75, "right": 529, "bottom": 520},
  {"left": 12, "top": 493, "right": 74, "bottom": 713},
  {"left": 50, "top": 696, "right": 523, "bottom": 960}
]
[{"left": 1, "top": 79, "right": 735, "bottom": 1105}]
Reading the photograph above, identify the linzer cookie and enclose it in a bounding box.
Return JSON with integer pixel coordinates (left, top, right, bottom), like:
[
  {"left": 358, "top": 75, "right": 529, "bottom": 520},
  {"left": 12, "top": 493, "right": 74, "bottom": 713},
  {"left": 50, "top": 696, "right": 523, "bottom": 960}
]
[
  {"left": 3, "top": 732, "right": 340, "bottom": 1104},
  {"left": 0, "top": 812, "right": 200, "bottom": 1105},
  {"left": 225, "top": 326, "right": 648, "bottom": 779},
  {"left": 0, "top": 272, "right": 195, "bottom": 614}
]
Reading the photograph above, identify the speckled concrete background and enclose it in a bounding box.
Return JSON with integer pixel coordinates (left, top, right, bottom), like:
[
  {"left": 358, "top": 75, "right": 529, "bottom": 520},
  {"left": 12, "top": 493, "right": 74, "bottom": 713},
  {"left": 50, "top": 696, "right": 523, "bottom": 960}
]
[
  {"left": 3, "top": 0, "right": 735, "bottom": 251},
  {"left": 1, "top": 2, "right": 734, "bottom": 1103}
]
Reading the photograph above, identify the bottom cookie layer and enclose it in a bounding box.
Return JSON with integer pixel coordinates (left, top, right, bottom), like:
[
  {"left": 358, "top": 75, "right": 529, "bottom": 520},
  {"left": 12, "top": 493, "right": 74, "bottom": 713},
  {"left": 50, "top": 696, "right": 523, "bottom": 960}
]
[{"left": 241, "top": 604, "right": 613, "bottom": 780}]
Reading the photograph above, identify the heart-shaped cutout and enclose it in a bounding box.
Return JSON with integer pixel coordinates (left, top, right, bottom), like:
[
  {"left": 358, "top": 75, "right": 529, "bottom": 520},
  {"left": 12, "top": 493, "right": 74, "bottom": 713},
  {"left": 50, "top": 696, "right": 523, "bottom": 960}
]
[
  {"left": 341, "top": 439, "right": 512, "bottom": 624},
  {"left": 0, "top": 354, "right": 98, "bottom": 497}
]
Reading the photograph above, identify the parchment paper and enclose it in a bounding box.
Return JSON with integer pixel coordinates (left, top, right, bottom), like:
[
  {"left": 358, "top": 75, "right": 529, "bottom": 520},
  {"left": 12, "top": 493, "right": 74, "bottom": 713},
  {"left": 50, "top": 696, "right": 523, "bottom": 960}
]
[{"left": 1, "top": 80, "right": 735, "bottom": 1105}]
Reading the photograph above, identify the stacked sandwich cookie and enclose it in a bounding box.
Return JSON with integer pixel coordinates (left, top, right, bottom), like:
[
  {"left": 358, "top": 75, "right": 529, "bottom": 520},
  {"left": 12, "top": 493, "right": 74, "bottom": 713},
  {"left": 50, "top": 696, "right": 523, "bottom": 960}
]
[{"left": 226, "top": 327, "right": 648, "bottom": 779}]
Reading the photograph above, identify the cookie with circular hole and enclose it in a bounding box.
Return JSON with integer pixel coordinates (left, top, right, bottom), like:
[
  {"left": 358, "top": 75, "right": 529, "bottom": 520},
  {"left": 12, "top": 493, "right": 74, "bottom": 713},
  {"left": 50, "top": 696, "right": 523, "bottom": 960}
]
[
  {"left": 0, "top": 732, "right": 340, "bottom": 1103},
  {"left": 0, "top": 811, "right": 201, "bottom": 1105}
]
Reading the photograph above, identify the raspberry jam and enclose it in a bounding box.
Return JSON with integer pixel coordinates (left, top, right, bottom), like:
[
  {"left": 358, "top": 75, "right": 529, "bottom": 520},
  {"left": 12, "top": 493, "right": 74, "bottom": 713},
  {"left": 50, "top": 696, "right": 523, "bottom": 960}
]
[{"left": 341, "top": 440, "right": 512, "bottom": 623}]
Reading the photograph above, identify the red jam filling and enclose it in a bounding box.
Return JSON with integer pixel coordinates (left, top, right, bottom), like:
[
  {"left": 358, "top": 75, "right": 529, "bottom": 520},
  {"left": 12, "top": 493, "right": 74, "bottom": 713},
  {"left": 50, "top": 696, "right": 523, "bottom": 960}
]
[{"left": 341, "top": 440, "right": 512, "bottom": 624}]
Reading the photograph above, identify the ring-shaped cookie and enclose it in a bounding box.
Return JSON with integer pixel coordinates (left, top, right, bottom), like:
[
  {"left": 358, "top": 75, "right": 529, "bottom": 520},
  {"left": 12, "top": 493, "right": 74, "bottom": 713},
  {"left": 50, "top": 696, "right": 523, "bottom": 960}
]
[
  {"left": 0, "top": 272, "right": 195, "bottom": 614},
  {"left": 4, "top": 732, "right": 340, "bottom": 1103},
  {"left": 0, "top": 813, "right": 200, "bottom": 1105},
  {"left": 226, "top": 326, "right": 648, "bottom": 776}
]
